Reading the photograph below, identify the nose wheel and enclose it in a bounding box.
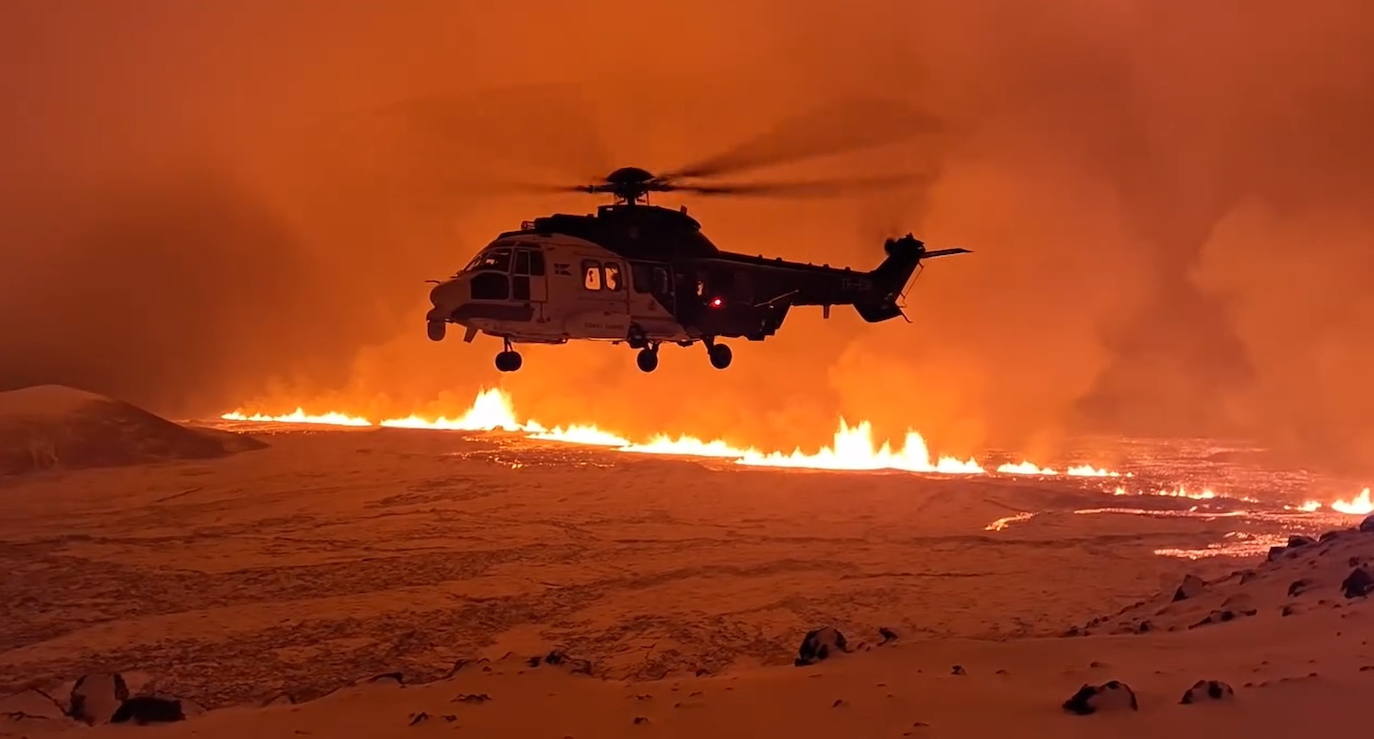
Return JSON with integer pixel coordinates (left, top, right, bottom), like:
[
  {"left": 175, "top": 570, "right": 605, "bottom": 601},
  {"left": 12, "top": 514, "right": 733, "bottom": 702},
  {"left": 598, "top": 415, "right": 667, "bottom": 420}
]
[
  {"left": 636, "top": 345, "right": 659, "bottom": 373},
  {"left": 707, "top": 341, "right": 732, "bottom": 370},
  {"left": 495, "top": 338, "right": 522, "bottom": 372}
]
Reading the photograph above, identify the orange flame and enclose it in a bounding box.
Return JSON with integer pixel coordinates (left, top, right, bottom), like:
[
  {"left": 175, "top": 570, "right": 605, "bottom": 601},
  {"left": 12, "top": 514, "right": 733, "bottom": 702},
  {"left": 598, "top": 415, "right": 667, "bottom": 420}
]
[
  {"left": 1331, "top": 488, "right": 1374, "bottom": 515},
  {"left": 221, "top": 388, "right": 1134, "bottom": 478},
  {"left": 997, "top": 461, "right": 1058, "bottom": 475},
  {"left": 220, "top": 408, "right": 372, "bottom": 426}
]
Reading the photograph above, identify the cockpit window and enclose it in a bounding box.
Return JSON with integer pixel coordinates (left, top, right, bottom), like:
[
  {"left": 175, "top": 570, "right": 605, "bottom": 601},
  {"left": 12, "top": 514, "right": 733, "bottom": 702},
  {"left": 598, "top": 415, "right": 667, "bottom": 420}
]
[{"left": 477, "top": 248, "right": 512, "bottom": 272}]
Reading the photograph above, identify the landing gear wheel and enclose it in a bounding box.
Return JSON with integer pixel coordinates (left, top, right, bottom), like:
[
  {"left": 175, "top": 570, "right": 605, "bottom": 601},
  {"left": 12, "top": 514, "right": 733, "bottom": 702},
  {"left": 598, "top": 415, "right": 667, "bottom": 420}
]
[
  {"left": 636, "top": 347, "right": 659, "bottom": 373},
  {"left": 426, "top": 321, "right": 446, "bottom": 342},
  {"left": 708, "top": 343, "right": 732, "bottom": 370},
  {"left": 495, "top": 351, "right": 523, "bottom": 372}
]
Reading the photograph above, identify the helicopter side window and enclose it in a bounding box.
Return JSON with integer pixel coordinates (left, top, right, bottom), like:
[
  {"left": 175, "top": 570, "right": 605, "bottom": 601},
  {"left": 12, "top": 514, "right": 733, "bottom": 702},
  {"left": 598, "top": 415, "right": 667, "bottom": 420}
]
[
  {"left": 582, "top": 260, "right": 602, "bottom": 290},
  {"left": 603, "top": 262, "right": 623, "bottom": 291},
  {"left": 528, "top": 249, "right": 545, "bottom": 276},
  {"left": 514, "top": 250, "right": 530, "bottom": 276}
]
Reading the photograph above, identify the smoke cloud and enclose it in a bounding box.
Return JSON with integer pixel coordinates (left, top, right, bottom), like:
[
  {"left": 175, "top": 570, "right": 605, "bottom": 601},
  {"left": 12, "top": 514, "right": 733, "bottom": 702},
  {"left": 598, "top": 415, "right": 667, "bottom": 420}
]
[{"left": 3, "top": 1, "right": 1372, "bottom": 472}]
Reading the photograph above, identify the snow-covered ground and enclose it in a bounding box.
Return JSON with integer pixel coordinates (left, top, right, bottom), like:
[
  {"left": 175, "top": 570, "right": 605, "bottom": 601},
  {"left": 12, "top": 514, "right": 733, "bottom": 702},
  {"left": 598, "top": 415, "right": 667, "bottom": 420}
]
[{"left": 3, "top": 419, "right": 1371, "bottom": 736}]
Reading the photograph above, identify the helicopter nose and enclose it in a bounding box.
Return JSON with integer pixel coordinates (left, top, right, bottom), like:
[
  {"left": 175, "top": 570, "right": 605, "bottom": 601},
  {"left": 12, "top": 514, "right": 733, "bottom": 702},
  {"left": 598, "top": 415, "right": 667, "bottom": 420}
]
[{"left": 429, "top": 277, "right": 466, "bottom": 307}]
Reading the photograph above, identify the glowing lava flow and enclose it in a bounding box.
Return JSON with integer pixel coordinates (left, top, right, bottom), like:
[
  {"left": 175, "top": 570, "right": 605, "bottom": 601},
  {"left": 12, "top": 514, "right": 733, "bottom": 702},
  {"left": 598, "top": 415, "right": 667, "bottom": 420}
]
[
  {"left": 736, "top": 422, "right": 983, "bottom": 474},
  {"left": 220, "top": 388, "right": 1124, "bottom": 478},
  {"left": 1332, "top": 488, "right": 1374, "bottom": 515},
  {"left": 379, "top": 388, "right": 526, "bottom": 431},
  {"left": 997, "top": 461, "right": 1058, "bottom": 475},
  {"left": 1066, "top": 464, "right": 1123, "bottom": 477},
  {"left": 220, "top": 408, "right": 372, "bottom": 426}
]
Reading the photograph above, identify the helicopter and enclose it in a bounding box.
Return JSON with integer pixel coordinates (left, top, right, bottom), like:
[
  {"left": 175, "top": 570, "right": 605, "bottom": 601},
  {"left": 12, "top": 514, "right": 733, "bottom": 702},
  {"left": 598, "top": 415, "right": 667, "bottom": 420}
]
[{"left": 424, "top": 156, "right": 969, "bottom": 373}]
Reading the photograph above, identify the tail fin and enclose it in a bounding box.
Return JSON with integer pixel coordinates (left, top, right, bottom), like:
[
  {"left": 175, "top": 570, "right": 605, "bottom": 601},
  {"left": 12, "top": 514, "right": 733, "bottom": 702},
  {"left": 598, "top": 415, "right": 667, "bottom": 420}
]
[{"left": 856, "top": 234, "right": 969, "bottom": 323}]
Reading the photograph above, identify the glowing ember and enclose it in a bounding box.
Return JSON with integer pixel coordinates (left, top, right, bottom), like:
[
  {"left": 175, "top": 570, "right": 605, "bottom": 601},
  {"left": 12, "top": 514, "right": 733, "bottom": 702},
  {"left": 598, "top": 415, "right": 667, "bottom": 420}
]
[
  {"left": 1331, "top": 488, "right": 1374, "bottom": 515},
  {"left": 997, "top": 461, "right": 1057, "bottom": 475},
  {"left": 220, "top": 408, "right": 372, "bottom": 426},
  {"left": 1288, "top": 500, "right": 1323, "bottom": 512}
]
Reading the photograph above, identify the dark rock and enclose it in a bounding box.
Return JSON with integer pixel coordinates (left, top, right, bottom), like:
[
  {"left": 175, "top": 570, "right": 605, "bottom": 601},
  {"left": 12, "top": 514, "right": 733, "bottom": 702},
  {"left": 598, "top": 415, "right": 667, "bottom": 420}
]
[
  {"left": 70, "top": 673, "right": 129, "bottom": 725},
  {"left": 1173, "top": 574, "right": 1206, "bottom": 601},
  {"left": 950, "top": 665, "right": 966, "bottom": 676},
  {"left": 453, "top": 693, "right": 491, "bottom": 704},
  {"left": 1062, "top": 681, "right": 1138, "bottom": 715},
  {"left": 1342, "top": 567, "right": 1374, "bottom": 598},
  {"left": 365, "top": 672, "right": 405, "bottom": 685},
  {"left": 632, "top": 716, "right": 649, "bottom": 724},
  {"left": 1180, "top": 680, "right": 1234, "bottom": 704},
  {"left": 878, "top": 627, "right": 899, "bottom": 645},
  {"left": 1239, "top": 570, "right": 1259, "bottom": 584},
  {"left": 1288, "top": 578, "right": 1315, "bottom": 597},
  {"left": 1361, "top": 514, "right": 1374, "bottom": 533},
  {"left": 532, "top": 651, "right": 591, "bottom": 674},
  {"left": 1282, "top": 604, "right": 1300, "bottom": 617},
  {"left": 1267, "top": 546, "right": 1288, "bottom": 562},
  {"left": 1137, "top": 620, "right": 1153, "bottom": 633},
  {"left": 408, "top": 712, "right": 428, "bottom": 726},
  {"left": 831, "top": 699, "right": 847, "bottom": 708},
  {"left": 1320, "top": 529, "right": 1352, "bottom": 542},
  {"left": 110, "top": 696, "right": 185, "bottom": 725},
  {"left": 443, "top": 714, "right": 457, "bottom": 722},
  {"left": 795, "top": 627, "right": 848, "bottom": 666},
  {"left": 1190, "top": 606, "right": 1256, "bottom": 628},
  {"left": 1288, "top": 535, "right": 1316, "bottom": 548}
]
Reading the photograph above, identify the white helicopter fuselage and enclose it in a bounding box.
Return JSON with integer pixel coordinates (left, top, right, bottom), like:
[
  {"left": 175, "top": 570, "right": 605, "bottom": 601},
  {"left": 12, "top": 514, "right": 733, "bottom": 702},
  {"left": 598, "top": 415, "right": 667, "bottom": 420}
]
[{"left": 426, "top": 234, "right": 691, "bottom": 346}]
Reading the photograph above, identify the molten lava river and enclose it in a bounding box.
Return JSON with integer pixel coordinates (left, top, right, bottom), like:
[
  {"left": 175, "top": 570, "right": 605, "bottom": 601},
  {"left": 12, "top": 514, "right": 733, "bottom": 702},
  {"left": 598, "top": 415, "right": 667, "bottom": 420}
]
[{"left": 218, "top": 388, "right": 1372, "bottom": 562}]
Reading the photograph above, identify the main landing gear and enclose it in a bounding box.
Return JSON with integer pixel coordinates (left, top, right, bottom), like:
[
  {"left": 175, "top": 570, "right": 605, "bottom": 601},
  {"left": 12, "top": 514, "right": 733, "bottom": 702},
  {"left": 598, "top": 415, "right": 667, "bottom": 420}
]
[
  {"left": 494, "top": 337, "right": 522, "bottom": 372},
  {"left": 629, "top": 337, "right": 732, "bottom": 373}
]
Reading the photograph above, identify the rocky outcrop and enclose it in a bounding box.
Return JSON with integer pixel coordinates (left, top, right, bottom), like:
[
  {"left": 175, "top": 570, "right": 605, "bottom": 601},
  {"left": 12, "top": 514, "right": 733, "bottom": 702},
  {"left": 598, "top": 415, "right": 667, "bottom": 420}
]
[
  {"left": 1180, "top": 680, "right": 1234, "bottom": 704},
  {"left": 110, "top": 696, "right": 186, "bottom": 725},
  {"left": 1062, "top": 681, "right": 1138, "bottom": 715},
  {"left": 70, "top": 673, "right": 129, "bottom": 725},
  {"left": 1342, "top": 567, "right": 1374, "bottom": 598},
  {"left": 795, "top": 627, "right": 848, "bottom": 666},
  {"left": 1173, "top": 574, "right": 1206, "bottom": 601}
]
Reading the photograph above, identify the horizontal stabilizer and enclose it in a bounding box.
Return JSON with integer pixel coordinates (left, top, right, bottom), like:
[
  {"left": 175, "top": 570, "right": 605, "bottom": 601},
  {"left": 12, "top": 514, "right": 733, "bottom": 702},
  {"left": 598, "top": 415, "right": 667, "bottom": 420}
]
[{"left": 920, "top": 247, "right": 971, "bottom": 259}]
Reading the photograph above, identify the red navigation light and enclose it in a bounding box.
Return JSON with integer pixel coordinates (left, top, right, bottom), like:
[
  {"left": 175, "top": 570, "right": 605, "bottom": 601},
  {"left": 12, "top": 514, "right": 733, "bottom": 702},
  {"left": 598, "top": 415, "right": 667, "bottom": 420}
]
[{"left": 709, "top": 297, "right": 725, "bottom": 309}]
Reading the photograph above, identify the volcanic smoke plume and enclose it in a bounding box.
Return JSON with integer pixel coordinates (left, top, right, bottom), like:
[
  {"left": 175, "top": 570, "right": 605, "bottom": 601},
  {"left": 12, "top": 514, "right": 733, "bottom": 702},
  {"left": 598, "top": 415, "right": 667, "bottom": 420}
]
[{"left": 3, "top": 1, "right": 1373, "bottom": 472}]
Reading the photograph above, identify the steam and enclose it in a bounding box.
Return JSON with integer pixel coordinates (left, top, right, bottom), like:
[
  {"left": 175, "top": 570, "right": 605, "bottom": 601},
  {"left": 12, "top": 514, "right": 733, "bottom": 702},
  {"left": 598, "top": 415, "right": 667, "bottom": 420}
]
[{"left": 2, "top": 1, "right": 1372, "bottom": 473}]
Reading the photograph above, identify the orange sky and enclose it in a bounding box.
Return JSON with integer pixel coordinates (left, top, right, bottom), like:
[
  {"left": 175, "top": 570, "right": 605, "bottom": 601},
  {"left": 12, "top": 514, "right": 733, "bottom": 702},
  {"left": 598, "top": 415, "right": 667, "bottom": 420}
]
[{"left": 3, "top": 0, "right": 1374, "bottom": 471}]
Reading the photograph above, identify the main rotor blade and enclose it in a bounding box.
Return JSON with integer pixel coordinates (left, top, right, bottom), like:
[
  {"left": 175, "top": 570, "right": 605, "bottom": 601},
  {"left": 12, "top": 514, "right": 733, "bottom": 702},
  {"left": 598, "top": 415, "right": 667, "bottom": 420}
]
[
  {"left": 664, "top": 99, "right": 941, "bottom": 180},
  {"left": 671, "top": 173, "right": 927, "bottom": 197}
]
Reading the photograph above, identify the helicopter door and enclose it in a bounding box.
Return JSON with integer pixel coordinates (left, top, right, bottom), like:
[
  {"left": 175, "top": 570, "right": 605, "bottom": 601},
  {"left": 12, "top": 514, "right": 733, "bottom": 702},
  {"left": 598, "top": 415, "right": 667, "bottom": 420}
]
[
  {"left": 568, "top": 256, "right": 631, "bottom": 338},
  {"left": 512, "top": 246, "right": 547, "bottom": 303}
]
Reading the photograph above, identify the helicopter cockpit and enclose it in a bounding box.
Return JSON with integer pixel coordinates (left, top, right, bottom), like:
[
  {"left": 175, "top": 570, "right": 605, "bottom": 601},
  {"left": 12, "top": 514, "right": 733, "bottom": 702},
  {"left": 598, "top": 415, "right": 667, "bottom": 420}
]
[{"left": 453, "top": 242, "right": 547, "bottom": 302}]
